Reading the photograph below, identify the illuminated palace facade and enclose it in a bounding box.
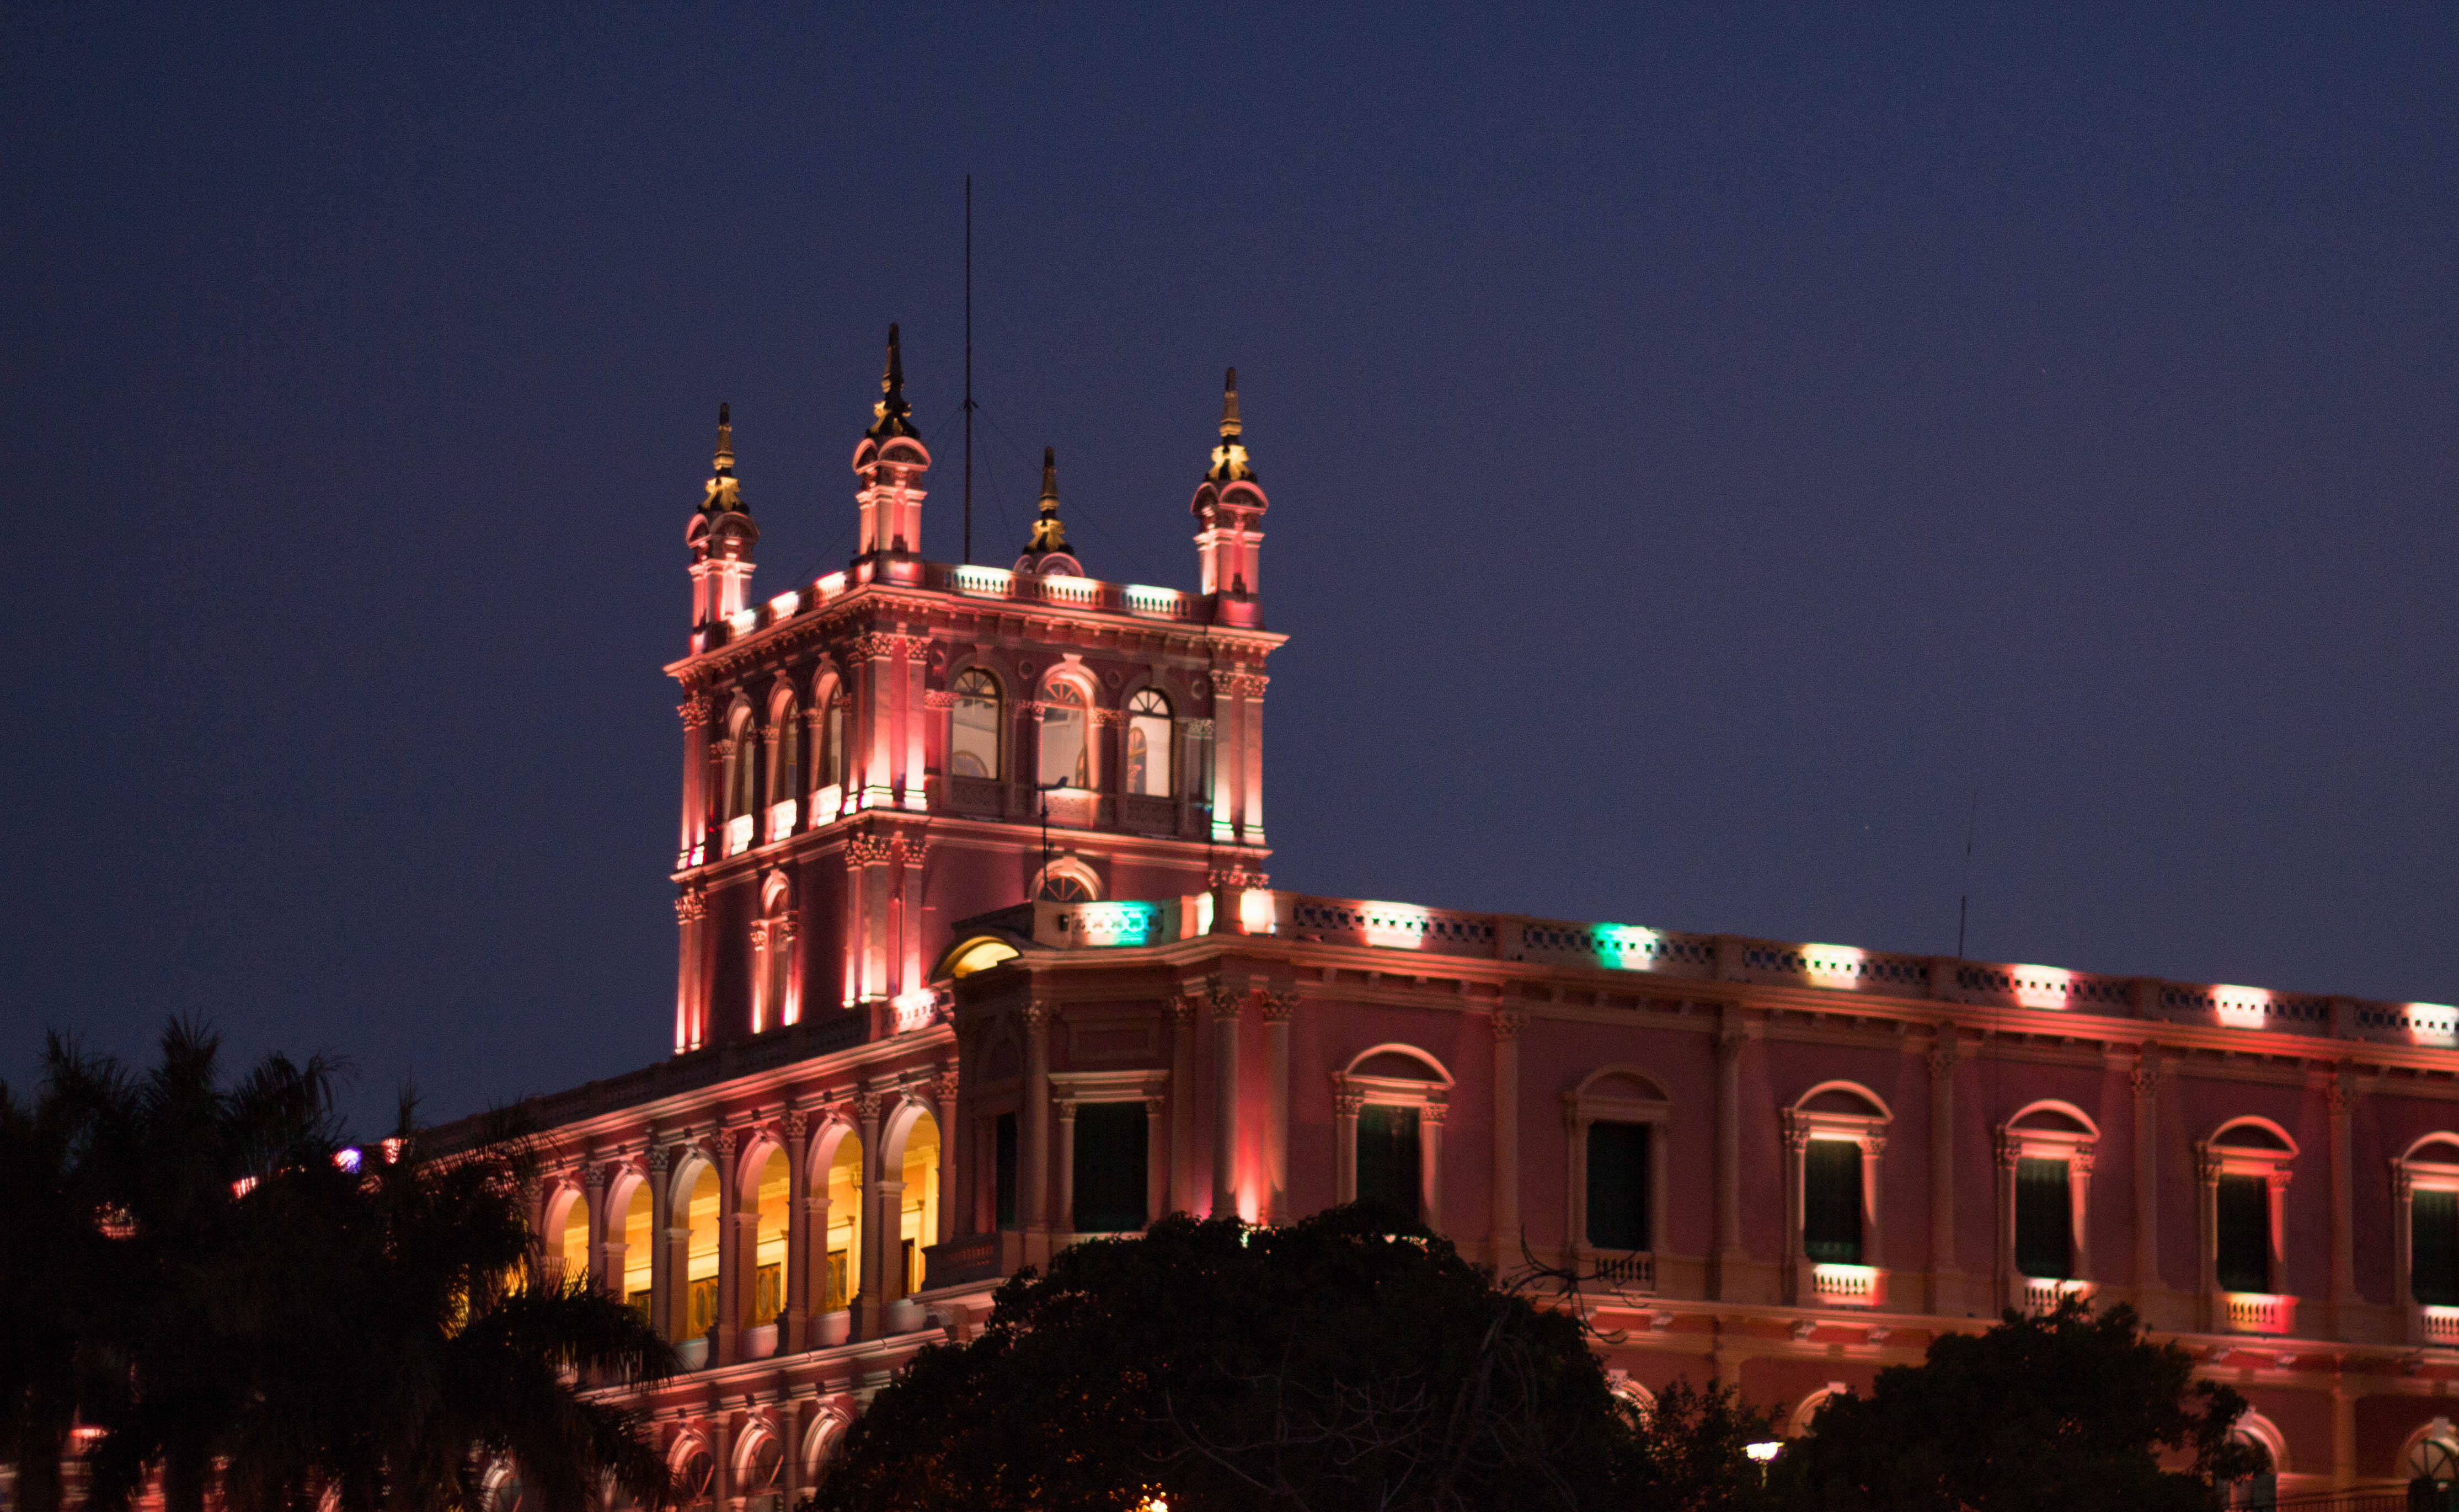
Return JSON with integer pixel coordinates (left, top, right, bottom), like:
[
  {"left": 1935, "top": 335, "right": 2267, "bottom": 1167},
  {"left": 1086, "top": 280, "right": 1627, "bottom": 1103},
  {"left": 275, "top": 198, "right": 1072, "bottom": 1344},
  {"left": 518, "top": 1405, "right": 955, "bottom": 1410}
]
[{"left": 479, "top": 330, "right": 2459, "bottom": 1504}]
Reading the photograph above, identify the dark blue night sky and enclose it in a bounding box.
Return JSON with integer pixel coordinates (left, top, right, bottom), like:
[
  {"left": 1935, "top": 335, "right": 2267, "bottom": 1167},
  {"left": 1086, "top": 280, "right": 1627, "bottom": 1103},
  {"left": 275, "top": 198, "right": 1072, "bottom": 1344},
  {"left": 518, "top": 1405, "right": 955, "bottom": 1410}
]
[{"left": 4, "top": 8, "right": 2453, "bottom": 1135}]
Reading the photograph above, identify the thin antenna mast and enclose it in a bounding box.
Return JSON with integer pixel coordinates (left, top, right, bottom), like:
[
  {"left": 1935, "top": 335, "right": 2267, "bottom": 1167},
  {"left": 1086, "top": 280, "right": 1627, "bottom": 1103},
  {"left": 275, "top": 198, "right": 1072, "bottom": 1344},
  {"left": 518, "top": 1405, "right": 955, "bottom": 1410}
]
[
  {"left": 1955, "top": 787, "right": 1979, "bottom": 959},
  {"left": 963, "top": 173, "right": 975, "bottom": 565}
]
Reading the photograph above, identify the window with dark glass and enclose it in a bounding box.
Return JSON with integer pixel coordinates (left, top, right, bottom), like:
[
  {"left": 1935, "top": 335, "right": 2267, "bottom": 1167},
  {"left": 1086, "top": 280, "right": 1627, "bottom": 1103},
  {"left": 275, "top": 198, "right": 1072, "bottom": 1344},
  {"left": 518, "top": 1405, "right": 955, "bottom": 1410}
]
[
  {"left": 2415, "top": 1189, "right": 2459, "bottom": 1305},
  {"left": 1038, "top": 682, "right": 1089, "bottom": 788},
  {"left": 1071, "top": 1101, "right": 1148, "bottom": 1233},
  {"left": 2015, "top": 1156, "right": 2073, "bottom": 1279},
  {"left": 1356, "top": 1104, "right": 1422, "bottom": 1221},
  {"left": 994, "top": 1112, "right": 1018, "bottom": 1228},
  {"left": 2215, "top": 1173, "right": 2272, "bottom": 1292},
  {"left": 1803, "top": 1139, "right": 1863, "bottom": 1264},
  {"left": 1586, "top": 1121, "right": 1651, "bottom": 1252}
]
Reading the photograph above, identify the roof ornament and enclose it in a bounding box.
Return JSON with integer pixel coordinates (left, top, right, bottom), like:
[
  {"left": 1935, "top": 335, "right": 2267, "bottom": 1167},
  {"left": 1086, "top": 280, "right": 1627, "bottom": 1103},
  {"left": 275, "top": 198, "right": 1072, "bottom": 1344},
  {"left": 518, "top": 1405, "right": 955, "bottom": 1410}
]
[
  {"left": 1206, "top": 366, "right": 1255, "bottom": 483},
  {"left": 702, "top": 402, "right": 745, "bottom": 516},
  {"left": 866, "top": 323, "right": 920, "bottom": 441},
  {"left": 1027, "top": 446, "right": 1070, "bottom": 554}
]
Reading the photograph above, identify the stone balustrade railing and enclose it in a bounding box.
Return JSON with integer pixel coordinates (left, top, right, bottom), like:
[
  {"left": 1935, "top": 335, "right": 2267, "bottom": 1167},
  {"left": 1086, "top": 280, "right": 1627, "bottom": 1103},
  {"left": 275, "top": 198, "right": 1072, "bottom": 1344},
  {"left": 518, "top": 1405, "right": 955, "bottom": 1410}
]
[
  {"left": 1033, "top": 890, "right": 2457, "bottom": 1054},
  {"left": 709, "top": 562, "right": 1202, "bottom": 649}
]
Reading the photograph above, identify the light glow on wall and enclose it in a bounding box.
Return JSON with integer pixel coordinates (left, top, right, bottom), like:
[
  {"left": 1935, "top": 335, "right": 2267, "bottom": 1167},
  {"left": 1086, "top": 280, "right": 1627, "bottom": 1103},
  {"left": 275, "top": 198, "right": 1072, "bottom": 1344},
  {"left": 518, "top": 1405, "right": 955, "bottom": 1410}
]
[
  {"left": 1800, "top": 944, "right": 1868, "bottom": 987},
  {"left": 1072, "top": 902, "right": 1163, "bottom": 947},
  {"left": 1241, "top": 888, "right": 1277, "bottom": 936},
  {"left": 2009, "top": 965, "right": 2077, "bottom": 1010},
  {"left": 1592, "top": 924, "right": 1665, "bottom": 971},
  {"left": 2407, "top": 1004, "right": 2459, "bottom": 1049},
  {"left": 2212, "top": 986, "right": 2273, "bottom": 1030},
  {"left": 1357, "top": 901, "right": 1434, "bottom": 950}
]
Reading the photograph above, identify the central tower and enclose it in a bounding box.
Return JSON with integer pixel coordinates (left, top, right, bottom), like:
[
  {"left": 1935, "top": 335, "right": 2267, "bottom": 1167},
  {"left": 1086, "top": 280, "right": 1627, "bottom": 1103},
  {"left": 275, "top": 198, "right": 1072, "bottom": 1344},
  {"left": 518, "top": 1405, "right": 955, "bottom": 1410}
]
[{"left": 666, "top": 343, "right": 1282, "bottom": 1052}]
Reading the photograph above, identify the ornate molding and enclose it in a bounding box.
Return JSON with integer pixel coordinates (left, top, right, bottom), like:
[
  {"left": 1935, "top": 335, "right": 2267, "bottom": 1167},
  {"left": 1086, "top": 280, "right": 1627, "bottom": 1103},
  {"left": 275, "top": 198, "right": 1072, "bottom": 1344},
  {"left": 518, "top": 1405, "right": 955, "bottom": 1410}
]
[
  {"left": 1490, "top": 1006, "right": 1529, "bottom": 1041},
  {"left": 781, "top": 1108, "right": 809, "bottom": 1140},
  {"left": 845, "top": 835, "right": 896, "bottom": 865},
  {"left": 1420, "top": 1100, "right": 1450, "bottom": 1128},
  {"left": 1214, "top": 670, "right": 1270, "bottom": 697},
  {"left": 1182, "top": 717, "right": 1215, "bottom": 739},
  {"left": 1333, "top": 1088, "right": 1366, "bottom": 1117},
  {"left": 678, "top": 694, "right": 712, "bottom": 730},
  {"left": 1260, "top": 991, "right": 1301, "bottom": 1023},
  {"left": 674, "top": 886, "right": 707, "bottom": 923},
  {"left": 851, "top": 1090, "right": 884, "bottom": 1124}
]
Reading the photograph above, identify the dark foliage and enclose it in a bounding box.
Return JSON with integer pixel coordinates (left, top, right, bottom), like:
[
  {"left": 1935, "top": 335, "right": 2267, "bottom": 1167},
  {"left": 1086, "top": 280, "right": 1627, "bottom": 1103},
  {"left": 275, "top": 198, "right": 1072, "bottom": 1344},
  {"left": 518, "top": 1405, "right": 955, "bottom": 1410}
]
[
  {"left": 815, "top": 1205, "right": 1648, "bottom": 1511},
  {"left": 1767, "top": 1299, "right": 2260, "bottom": 1512}
]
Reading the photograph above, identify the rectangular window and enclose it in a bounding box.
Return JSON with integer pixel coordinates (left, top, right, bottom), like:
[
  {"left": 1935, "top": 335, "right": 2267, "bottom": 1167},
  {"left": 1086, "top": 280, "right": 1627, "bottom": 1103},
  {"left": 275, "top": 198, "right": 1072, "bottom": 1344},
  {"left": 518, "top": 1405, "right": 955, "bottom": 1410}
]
[
  {"left": 1072, "top": 1101, "right": 1150, "bottom": 1233},
  {"left": 2015, "top": 1157, "right": 2073, "bottom": 1279},
  {"left": 2215, "top": 1173, "right": 2272, "bottom": 1292},
  {"left": 1586, "top": 1121, "right": 1651, "bottom": 1252},
  {"left": 687, "top": 1276, "right": 719, "bottom": 1337},
  {"left": 823, "top": 1250, "right": 848, "bottom": 1312},
  {"left": 2415, "top": 1189, "right": 2459, "bottom": 1305},
  {"left": 749, "top": 1262, "right": 783, "bottom": 1323},
  {"left": 994, "top": 1113, "right": 1018, "bottom": 1228},
  {"left": 1803, "top": 1139, "right": 1863, "bottom": 1264},
  {"left": 950, "top": 694, "right": 997, "bottom": 779},
  {"left": 1127, "top": 712, "right": 1172, "bottom": 795},
  {"left": 1356, "top": 1104, "right": 1423, "bottom": 1222}
]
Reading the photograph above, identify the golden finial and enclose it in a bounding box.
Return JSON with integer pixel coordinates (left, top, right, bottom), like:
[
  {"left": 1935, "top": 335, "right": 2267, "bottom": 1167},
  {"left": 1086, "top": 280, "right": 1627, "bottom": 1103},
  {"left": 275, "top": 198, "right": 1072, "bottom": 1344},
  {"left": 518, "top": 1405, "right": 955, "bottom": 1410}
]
[
  {"left": 703, "top": 402, "right": 744, "bottom": 514},
  {"left": 867, "top": 323, "right": 920, "bottom": 441},
  {"left": 1205, "top": 366, "right": 1255, "bottom": 484},
  {"left": 1027, "top": 445, "right": 1070, "bottom": 553}
]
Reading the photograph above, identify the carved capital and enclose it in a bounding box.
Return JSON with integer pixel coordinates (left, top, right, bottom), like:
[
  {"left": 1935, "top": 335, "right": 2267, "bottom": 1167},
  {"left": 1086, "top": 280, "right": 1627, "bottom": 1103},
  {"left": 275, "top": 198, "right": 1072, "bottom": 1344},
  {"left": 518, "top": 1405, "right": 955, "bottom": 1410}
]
[
  {"left": 675, "top": 886, "right": 707, "bottom": 923},
  {"left": 1490, "top": 1006, "right": 1530, "bottom": 1041},
  {"left": 851, "top": 1090, "right": 884, "bottom": 1124},
  {"left": 781, "top": 1108, "right": 809, "bottom": 1140},
  {"left": 2327, "top": 1080, "right": 2356, "bottom": 1117},
  {"left": 2130, "top": 1057, "right": 2162, "bottom": 1097},
  {"left": 1420, "top": 1099, "right": 1450, "bottom": 1128},
  {"left": 922, "top": 689, "right": 960, "bottom": 710},
  {"left": 2071, "top": 1145, "right": 2097, "bottom": 1176},
  {"left": 1714, "top": 1032, "right": 1747, "bottom": 1066},
  {"left": 582, "top": 1161, "right": 609, "bottom": 1193},
  {"left": 1182, "top": 717, "right": 1215, "bottom": 739},
  {"left": 1167, "top": 993, "right": 1200, "bottom": 1023},
  {"left": 1333, "top": 1088, "right": 1366, "bottom": 1117},
  {"left": 1020, "top": 1002, "right": 1053, "bottom": 1033},
  {"left": 678, "top": 694, "right": 712, "bottom": 730},
  {"left": 713, "top": 1127, "right": 738, "bottom": 1160},
  {"left": 846, "top": 834, "right": 896, "bottom": 865},
  {"left": 1261, "top": 992, "right": 1301, "bottom": 1024},
  {"left": 646, "top": 1145, "right": 672, "bottom": 1176},
  {"left": 1209, "top": 988, "right": 1248, "bottom": 1022},
  {"left": 933, "top": 1068, "right": 961, "bottom": 1106},
  {"left": 1863, "top": 1134, "right": 1887, "bottom": 1158},
  {"left": 1214, "top": 670, "right": 1270, "bottom": 698},
  {"left": 1926, "top": 1032, "right": 1959, "bottom": 1080}
]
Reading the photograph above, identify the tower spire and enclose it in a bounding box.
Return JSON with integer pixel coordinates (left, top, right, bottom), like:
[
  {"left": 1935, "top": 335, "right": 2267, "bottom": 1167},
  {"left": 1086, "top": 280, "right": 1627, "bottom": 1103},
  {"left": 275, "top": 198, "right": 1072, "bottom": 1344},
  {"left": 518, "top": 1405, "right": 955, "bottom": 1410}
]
[
  {"left": 1014, "top": 445, "right": 1083, "bottom": 576},
  {"left": 702, "top": 402, "right": 744, "bottom": 515},
  {"left": 867, "top": 323, "right": 919, "bottom": 441},
  {"left": 686, "top": 400, "right": 758, "bottom": 635},
  {"left": 1206, "top": 366, "right": 1255, "bottom": 483}
]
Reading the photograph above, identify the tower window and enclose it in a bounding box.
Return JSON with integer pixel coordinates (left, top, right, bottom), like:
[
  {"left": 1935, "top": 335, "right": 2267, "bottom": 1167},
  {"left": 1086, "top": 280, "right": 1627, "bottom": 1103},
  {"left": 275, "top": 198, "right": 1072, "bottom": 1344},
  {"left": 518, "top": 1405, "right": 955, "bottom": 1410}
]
[
  {"left": 1126, "top": 688, "right": 1173, "bottom": 797},
  {"left": 1038, "top": 682, "right": 1089, "bottom": 790},
  {"left": 1356, "top": 1104, "right": 1422, "bottom": 1222},
  {"left": 1803, "top": 1139, "right": 1863, "bottom": 1264},
  {"left": 950, "top": 669, "right": 1000, "bottom": 779},
  {"left": 1585, "top": 1121, "right": 1650, "bottom": 1252},
  {"left": 1071, "top": 1102, "right": 1148, "bottom": 1234},
  {"left": 2015, "top": 1156, "right": 2073, "bottom": 1279}
]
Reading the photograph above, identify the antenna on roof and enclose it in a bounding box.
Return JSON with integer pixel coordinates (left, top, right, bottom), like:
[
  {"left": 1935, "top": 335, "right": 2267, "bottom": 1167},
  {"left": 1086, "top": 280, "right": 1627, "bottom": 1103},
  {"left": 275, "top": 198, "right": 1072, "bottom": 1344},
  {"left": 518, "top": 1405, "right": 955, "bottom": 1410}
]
[
  {"left": 1955, "top": 787, "right": 1979, "bottom": 960},
  {"left": 963, "top": 173, "right": 976, "bottom": 565}
]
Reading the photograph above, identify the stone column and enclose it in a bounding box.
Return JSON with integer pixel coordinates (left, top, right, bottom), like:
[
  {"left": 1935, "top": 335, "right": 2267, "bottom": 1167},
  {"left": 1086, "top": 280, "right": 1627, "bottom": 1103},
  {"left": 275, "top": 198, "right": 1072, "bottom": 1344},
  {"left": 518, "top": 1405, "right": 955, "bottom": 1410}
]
[
  {"left": 1489, "top": 1008, "right": 1527, "bottom": 1266},
  {"left": 1420, "top": 1101, "right": 1447, "bottom": 1232},
  {"left": 854, "top": 1093, "right": 885, "bottom": 1338},
  {"left": 646, "top": 1145, "right": 676, "bottom": 1340},
  {"left": 1927, "top": 1031, "right": 1961, "bottom": 1314},
  {"left": 1710, "top": 1021, "right": 1747, "bottom": 1301},
  {"left": 674, "top": 886, "right": 708, "bottom": 1054},
  {"left": 932, "top": 1068, "right": 961, "bottom": 1247},
  {"left": 677, "top": 691, "right": 711, "bottom": 867},
  {"left": 1263, "top": 992, "right": 1299, "bottom": 1225},
  {"left": 2329, "top": 1074, "right": 2359, "bottom": 1329},
  {"left": 847, "top": 834, "right": 895, "bottom": 1012},
  {"left": 899, "top": 632, "right": 929, "bottom": 811},
  {"left": 1211, "top": 988, "right": 1244, "bottom": 1218},
  {"left": 712, "top": 1129, "right": 742, "bottom": 1364},
  {"left": 1023, "top": 1006, "right": 1052, "bottom": 1244},
  {"left": 1145, "top": 1094, "right": 1168, "bottom": 1226},
  {"left": 2131, "top": 1051, "right": 2161, "bottom": 1303},
  {"left": 782, "top": 1112, "right": 811, "bottom": 1352},
  {"left": 1055, "top": 1097, "right": 1080, "bottom": 1235},
  {"left": 1169, "top": 995, "right": 1200, "bottom": 1215},
  {"left": 1334, "top": 1084, "right": 1362, "bottom": 1201},
  {"left": 584, "top": 1162, "right": 611, "bottom": 1294}
]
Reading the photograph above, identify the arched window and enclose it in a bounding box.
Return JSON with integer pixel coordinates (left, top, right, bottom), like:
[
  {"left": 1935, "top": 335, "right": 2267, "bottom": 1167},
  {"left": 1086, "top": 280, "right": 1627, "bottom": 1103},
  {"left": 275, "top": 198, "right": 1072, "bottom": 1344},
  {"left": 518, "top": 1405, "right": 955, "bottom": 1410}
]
[
  {"left": 769, "top": 696, "right": 801, "bottom": 806},
  {"left": 1125, "top": 688, "right": 1172, "bottom": 797},
  {"left": 2395, "top": 1136, "right": 2459, "bottom": 1332},
  {"left": 1334, "top": 1046, "right": 1453, "bottom": 1228},
  {"left": 2196, "top": 1118, "right": 2297, "bottom": 1333},
  {"left": 726, "top": 708, "right": 758, "bottom": 820},
  {"left": 739, "top": 1434, "right": 784, "bottom": 1512},
  {"left": 673, "top": 1446, "right": 715, "bottom": 1512},
  {"left": 1997, "top": 1102, "right": 2099, "bottom": 1310},
  {"left": 1784, "top": 1083, "right": 1891, "bottom": 1308},
  {"left": 1563, "top": 1068, "right": 1673, "bottom": 1294},
  {"left": 1038, "top": 681, "right": 1089, "bottom": 789},
  {"left": 950, "top": 669, "right": 1001, "bottom": 779}
]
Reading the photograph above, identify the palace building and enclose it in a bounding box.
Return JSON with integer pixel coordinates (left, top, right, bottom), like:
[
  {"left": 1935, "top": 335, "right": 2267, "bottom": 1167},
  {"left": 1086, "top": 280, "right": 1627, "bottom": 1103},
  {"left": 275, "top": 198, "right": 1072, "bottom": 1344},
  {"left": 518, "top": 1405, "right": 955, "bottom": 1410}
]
[{"left": 462, "top": 326, "right": 2459, "bottom": 1504}]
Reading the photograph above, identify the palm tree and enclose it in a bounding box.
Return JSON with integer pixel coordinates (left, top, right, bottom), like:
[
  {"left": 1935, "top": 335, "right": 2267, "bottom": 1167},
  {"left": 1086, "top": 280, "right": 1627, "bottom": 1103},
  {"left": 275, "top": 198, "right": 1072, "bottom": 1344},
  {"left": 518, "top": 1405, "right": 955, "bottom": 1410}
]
[
  {"left": 54, "top": 1021, "right": 676, "bottom": 1512},
  {"left": 0, "top": 1038, "right": 117, "bottom": 1512}
]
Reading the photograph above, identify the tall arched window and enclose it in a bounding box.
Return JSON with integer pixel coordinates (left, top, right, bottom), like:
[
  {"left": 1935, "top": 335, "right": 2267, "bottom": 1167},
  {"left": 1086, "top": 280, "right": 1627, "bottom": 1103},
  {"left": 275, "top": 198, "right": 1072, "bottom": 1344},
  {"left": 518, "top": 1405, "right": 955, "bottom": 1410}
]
[
  {"left": 769, "top": 696, "right": 801, "bottom": 805},
  {"left": 1784, "top": 1083, "right": 1891, "bottom": 1308},
  {"left": 2196, "top": 1117, "right": 2297, "bottom": 1334},
  {"left": 2394, "top": 1135, "right": 2459, "bottom": 1338},
  {"left": 1126, "top": 688, "right": 1172, "bottom": 797},
  {"left": 1038, "top": 681, "right": 1089, "bottom": 789},
  {"left": 728, "top": 710, "right": 758, "bottom": 820},
  {"left": 1334, "top": 1046, "right": 1452, "bottom": 1229},
  {"left": 1997, "top": 1101, "right": 2098, "bottom": 1312},
  {"left": 950, "top": 669, "right": 1001, "bottom": 779}
]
